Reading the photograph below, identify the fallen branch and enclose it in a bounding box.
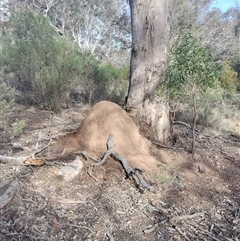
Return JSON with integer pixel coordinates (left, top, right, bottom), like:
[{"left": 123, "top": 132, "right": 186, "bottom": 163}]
[
  {"left": 169, "top": 212, "right": 205, "bottom": 223},
  {"left": 190, "top": 222, "right": 229, "bottom": 241},
  {"left": 175, "top": 226, "right": 191, "bottom": 241},
  {"left": 62, "top": 223, "right": 94, "bottom": 233},
  {"left": 173, "top": 121, "right": 201, "bottom": 134},
  {"left": 0, "top": 134, "right": 52, "bottom": 166},
  {"left": 88, "top": 134, "right": 155, "bottom": 192},
  {"left": 143, "top": 212, "right": 205, "bottom": 234},
  {"left": 74, "top": 150, "right": 99, "bottom": 162},
  {"left": 0, "top": 179, "right": 19, "bottom": 208},
  {"left": 151, "top": 141, "right": 174, "bottom": 149}
]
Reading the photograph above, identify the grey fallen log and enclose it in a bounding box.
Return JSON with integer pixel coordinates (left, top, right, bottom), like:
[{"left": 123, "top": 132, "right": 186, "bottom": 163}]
[{"left": 0, "top": 179, "right": 19, "bottom": 209}]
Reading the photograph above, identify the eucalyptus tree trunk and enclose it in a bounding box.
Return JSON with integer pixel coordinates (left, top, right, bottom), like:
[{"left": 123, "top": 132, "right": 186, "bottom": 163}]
[{"left": 126, "top": 0, "right": 170, "bottom": 143}]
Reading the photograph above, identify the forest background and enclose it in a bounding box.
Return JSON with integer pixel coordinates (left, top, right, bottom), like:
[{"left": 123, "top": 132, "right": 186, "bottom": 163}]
[{"left": 0, "top": 0, "right": 239, "bottom": 137}]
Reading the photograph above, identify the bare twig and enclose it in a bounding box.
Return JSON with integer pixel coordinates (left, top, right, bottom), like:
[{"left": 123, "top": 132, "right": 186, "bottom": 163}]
[
  {"left": 143, "top": 212, "right": 205, "bottom": 234},
  {"left": 152, "top": 141, "right": 174, "bottom": 149},
  {"left": 191, "top": 222, "right": 229, "bottom": 241},
  {"left": 175, "top": 226, "right": 191, "bottom": 241},
  {"left": 33, "top": 134, "right": 52, "bottom": 156},
  {"left": 143, "top": 223, "right": 159, "bottom": 234},
  {"left": 169, "top": 212, "right": 206, "bottom": 223},
  {"left": 87, "top": 165, "right": 99, "bottom": 181},
  {"left": 173, "top": 121, "right": 201, "bottom": 134},
  {"left": 62, "top": 223, "right": 94, "bottom": 233}
]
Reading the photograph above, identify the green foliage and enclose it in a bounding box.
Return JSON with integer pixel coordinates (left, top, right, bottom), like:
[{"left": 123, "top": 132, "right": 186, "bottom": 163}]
[
  {"left": 3, "top": 11, "right": 83, "bottom": 112},
  {"left": 77, "top": 52, "right": 129, "bottom": 104},
  {"left": 0, "top": 83, "right": 15, "bottom": 131},
  {"left": 158, "top": 33, "right": 222, "bottom": 128},
  {"left": 95, "top": 64, "right": 129, "bottom": 103},
  {"left": 219, "top": 59, "right": 238, "bottom": 92},
  {"left": 166, "top": 33, "right": 221, "bottom": 99},
  {"left": 0, "top": 83, "right": 27, "bottom": 136},
  {"left": 12, "top": 119, "right": 27, "bottom": 135},
  {"left": 2, "top": 11, "right": 129, "bottom": 109}
]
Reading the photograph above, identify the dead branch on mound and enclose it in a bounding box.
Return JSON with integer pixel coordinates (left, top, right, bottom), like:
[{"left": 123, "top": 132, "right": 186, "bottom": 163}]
[
  {"left": 87, "top": 134, "right": 155, "bottom": 192},
  {"left": 0, "top": 132, "right": 52, "bottom": 166}
]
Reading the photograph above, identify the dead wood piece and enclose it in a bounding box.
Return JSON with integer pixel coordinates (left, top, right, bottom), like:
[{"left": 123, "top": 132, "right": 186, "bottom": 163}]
[
  {"left": 191, "top": 223, "right": 223, "bottom": 241},
  {"left": 0, "top": 155, "right": 30, "bottom": 165},
  {"left": 111, "top": 149, "right": 154, "bottom": 192},
  {"left": 74, "top": 150, "right": 99, "bottom": 162},
  {"left": 175, "top": 226, "right": 191, "bottom": 241},
  {"left": 169, "top": 212, "right": 206, "bottom": 223},
  {"left": 24, "top": 157, "right": 46, "bottom": 166},
  {"left": 12, "top": 143, "right": 25, "bottom": 150},
  {"left": 143, "top": 223, "right": 159, "bottom": 234},
  {"left": 0, "top": 179, "right": 19, "bottom": 209},
  {"left": 87, "top": 165, "right": 99, "bottom": 181},
  {"left": 50, "top": 197, "right": 86, "bottom": 204},
  {"left": 89, "top": 134, "right": 155, "bottom": 192},
  {"left": 62, "top": 223, "right": 94, "bottom": 233},
  {"left": 173, "top": 121, "right": 201, "bottom": 134},
  {"left": 6, "top": 232, "right": 48, "bottom": 240},
  {"left": 152, "top": 141, "right": 174, "bottom": 149},
  {"left": 0, "top": 134, "right": 52, "bottom": 166},
  {"left": 0, "top": 155, "right": 45, "bottom": 166},
  {"left": 143, "top": 212, "right": 206, "bottom": 234},
  {"left": 33, "top": 134, "right": 53, "bottom": 156}
]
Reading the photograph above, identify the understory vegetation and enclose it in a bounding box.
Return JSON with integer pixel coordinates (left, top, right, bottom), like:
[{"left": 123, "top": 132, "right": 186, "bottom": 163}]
[{"left": 1, "top": 11, "right": 129, "bottom": 114}]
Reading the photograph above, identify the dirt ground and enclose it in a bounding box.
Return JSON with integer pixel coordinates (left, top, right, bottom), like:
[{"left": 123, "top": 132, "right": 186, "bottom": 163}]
[{"left": 0, "top": 102, "right": 240, "bottom": 241}]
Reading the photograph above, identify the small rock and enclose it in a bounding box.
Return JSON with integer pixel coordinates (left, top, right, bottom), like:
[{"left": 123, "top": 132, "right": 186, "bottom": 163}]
[{"left": 57, "top": 156, "right": 83, "bottom": 182}]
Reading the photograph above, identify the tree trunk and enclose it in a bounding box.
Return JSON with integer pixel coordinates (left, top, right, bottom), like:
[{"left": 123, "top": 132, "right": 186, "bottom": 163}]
[{"left": 126, "top": 0, "right": 170, "bottom": 143}]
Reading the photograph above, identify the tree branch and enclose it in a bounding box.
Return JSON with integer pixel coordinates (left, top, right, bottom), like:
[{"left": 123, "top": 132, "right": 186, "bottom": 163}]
[
  {"left": 88, "top": 134, "right": 155, "bottom": 192},
  {"left": 0, "top": 133, "right": 52, "bottom": 166}
]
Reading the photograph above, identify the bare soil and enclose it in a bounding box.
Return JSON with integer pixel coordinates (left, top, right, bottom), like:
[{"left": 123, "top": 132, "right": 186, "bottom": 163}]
[{"left": 0, "top": 102, "right": 240, "bottom": 241}]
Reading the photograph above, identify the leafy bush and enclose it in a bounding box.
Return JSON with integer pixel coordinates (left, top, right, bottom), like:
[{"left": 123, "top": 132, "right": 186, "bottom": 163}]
[
  {"left": 2, "top": 11, "right": 129, "bottom": 109},
  {"left": 159, "top": 33, "right": 221, "bottom": 123},
  {"left": 158, "top": 33, "right": 221, "bottom": 155},
  {"left": 0, "top": 83, "right": 15, "bottom": 132},
  {"left": 77, "top": 53, "right": 129, "bottom": 105},
  {"left": 94, "top": 64, "right": 129, "bottom": 103},
  {"left": 2, "top": 11, "right": 83, "bottom": 112},
  {"left": 0, "top": 83, "right": 27, "bottom": 137}
]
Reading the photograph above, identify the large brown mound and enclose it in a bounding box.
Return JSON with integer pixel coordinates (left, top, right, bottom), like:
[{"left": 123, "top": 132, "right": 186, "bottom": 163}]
[{"left": 62, "top": 101, "right": 158, "bottom": 172}]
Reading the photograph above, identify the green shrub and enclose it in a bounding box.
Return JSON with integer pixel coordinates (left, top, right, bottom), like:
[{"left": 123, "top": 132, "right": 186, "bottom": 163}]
[
  {"left": 3, "top": 11, "right": 83, "bottom": 112},
  {"left": 159, "top": 33, "right": 221, "bottom": 155},
  {"left": 0, "top": 83, "right": 15, "bottom": 132},
  {"left": 158, "top": 33, "right": 221, "bottom": 126},
  {"left": 78, "top": 53, "right": 129, "bottom": 105},
  {"left": 94, "top": 64, "right": 129, "bottom": 103}
]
